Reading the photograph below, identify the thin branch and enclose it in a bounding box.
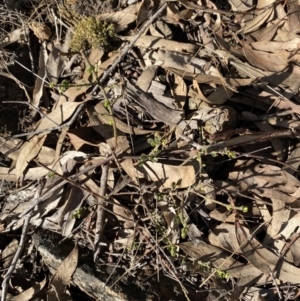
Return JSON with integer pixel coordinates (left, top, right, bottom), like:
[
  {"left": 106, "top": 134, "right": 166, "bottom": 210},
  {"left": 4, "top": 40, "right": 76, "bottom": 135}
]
[
  {"left": 94, "top": 162, "right": 109, "bottom": 261},
  {"left": 1, "top": 212, "right": 32, "bottom": 301}
]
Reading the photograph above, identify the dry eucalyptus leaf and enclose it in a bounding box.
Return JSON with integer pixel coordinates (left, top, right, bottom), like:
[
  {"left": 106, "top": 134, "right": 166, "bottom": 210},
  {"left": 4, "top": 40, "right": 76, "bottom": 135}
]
[
  {"left": 112, "top": 198, "right": 135, "bottom": 229},
  {"left": 2, "top": 239, "right": 18, "bottom": 268},
  {"left": 229, "top": 163, "right": 300, "bottom": 203},
  {"left": 13, "top": 134, "right": 47, "bottom": 182},
  {"left": 172, "top": 73, "right": 187, "bottom": 110},
  {"left": 158, "top": 201, "right": 180, "bottom": 244},
  {"left": 59, "top": 187, "right": 85, "bottom": 237},
  {"left": 136, "top": 162, "right": 195, "bottom": 188},
  {"left": 121, "top": 35, "right": 200, "bottom": 53},
  {"left": 243, "top": 42, "right": 288, "bottom": 72},
  {"left": 93, "top": 123, "right": 138, "bottom": 183},
  {"left": 235, "top": 220, "right": 300, "bottom": 283},
  {"left": 209, "top": 223, "right": 241, "bottom": 254},
  {"left": 136, "top": 66, "right": 158, "bottom": 92},
  {"left": 36, "top": 101, "right": 82, "bottom": 131},
  {"left": 288, "top": 0, "right": 300, "bottom": 33},
  {"left": 240, "top": 7, "right": 274, "bottom": 34},
  {"left": 228, "top": 0, "right": 253, "bottom": 11},
  {"left": 283, "top": 143, "right": 300, "bottom": 174},
  {"left": 136, "top": 0, "right": 151, "bottom": 26},
  {"left": 98, "top": 7, "right": 137, "bottom": 32},
  {"left": 249, "top": 18, "right": 282, "bottom": 41},
  {"left": 12, "top": 278, "right": 47, "bottom": 301},
  {"left": 32, "top": 42, "right": 47, "bottom": 108},
  {"left": 0, "top": 28, "right": 27, "bottom": 50},
  {"left": 46, "top": 30, "right": 71, "bottom": 84},
  {"left": 48, "top": 244, "right": 78, "bottom": 301}
]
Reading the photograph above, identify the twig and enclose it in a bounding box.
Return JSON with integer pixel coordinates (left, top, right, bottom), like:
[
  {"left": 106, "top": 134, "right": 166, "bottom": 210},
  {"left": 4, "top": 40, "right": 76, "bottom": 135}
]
[
  {"left": 93, "top": 162, "right": 109, "bottom": 261},
  {"left": 267, "top": 266, "right": 282, "bottom": 300},
  {"left": 179, "top": 128, "right": 300, "bottom": 154},
  {"left": 1, "top": 212, "right": 32, "bottom": 301}
]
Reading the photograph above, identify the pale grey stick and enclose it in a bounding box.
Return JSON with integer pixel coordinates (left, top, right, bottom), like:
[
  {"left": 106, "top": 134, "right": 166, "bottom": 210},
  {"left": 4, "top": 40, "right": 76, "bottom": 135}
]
[
  {"left": 1, "top": 212, "right": 32, "bottom": 301},
  {"left": 93, "top": 162, "right": 109, "bottom": 261}
]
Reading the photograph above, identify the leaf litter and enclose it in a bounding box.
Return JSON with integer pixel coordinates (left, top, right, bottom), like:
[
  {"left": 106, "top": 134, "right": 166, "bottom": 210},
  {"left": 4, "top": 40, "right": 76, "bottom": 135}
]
[{"left": 1, "top": 0, "right": 300, "bottom": 300}]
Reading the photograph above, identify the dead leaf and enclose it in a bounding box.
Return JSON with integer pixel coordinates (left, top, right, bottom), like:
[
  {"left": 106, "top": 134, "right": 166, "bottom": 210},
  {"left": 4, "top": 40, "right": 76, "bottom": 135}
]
[
  {"left": 126, "top": 81, "right": 183, "bottom": 127},
  {"left": 2, "top": 239, "right": 18, "bottom": 268},
  {"left": 172, "top": 74, "right": 187, "bottom": 110},
  {"left": 12, "top": 278, "right": 47, "bottom": 301},
  {"left": 158, "top": 201, "right": 180, "bottom": 244},
  {"left": 120, "top": 35, "right": 200, "bottom": 53},
  {"left": 283, "top": 143, "right": 300, "bottom": 174},
  {"left": 240, "top": 7, "right": 274, "bottom": 34},
  {"left": 243, "top": 42, "right": 288, "bottom": 72},
  {"left": 228, "top": 0, "right": 253, "bottom": 11},
  {"left": 0, "top": 28, "right": 27, "bottom": 50},
  {"left": 137, "top": 0, "right": 151, "bottom": 26},
  {"left": 0, "top": 137, "right": 55, "bottom": 166},
  {"left": 136, "top": 66, "right": 158, "bottom": 92},
  {"left": 112, "top": 198, "right": 135, "bottom": 228},
  {"left": 136, "top": 162, "right": 195, "bottom": 188},
  {"left": 249, "top": 18, "right": 282, "bottom": 41},
  {"left": 98, "top": 7, "right": 137, "bottom": 32},
  {"left": 46, "top": 185, "right": 85, "bottom": 237},
  {"left": 48, "top": 244, "right": 78, "bottom": 301},
  {"left": 235, "top": 219, "right": 300, "bottom": 283},
  {"left": 93, "top": 123, "right": 138, "bottom": 183},
  {"left": 179, "top": 241, "right": 264, "bottom": 280},
  {"left": 32, "top": 42, "right": 47, "bottom": 108},
  {"left": 13, "top": 134, "right": 47, "bottom": 182},
  {"left": 287, "top": 0, "right": 300, "bottom": 33},
  {"left": 46, "top": 31, "right": 71, "bottom": 84},
  {"left": 229, "top": 162, "right": 300, "bottom": 203}
]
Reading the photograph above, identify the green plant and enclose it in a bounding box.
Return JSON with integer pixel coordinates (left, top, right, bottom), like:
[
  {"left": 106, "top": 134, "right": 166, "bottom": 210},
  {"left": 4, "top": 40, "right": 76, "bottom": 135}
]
[
  {"left": 71, "top": 206, "right": 90, "bottom": 219},
  {"left": 215, "top": 269, "right": 229, "bottom": 279},
  {"left": 192, "top": 260, "right": 229, "bottom": 280},
  {"left": 70, "top": 17, "right": 116, "bottom": 51},
  {"left": 58, "top": 79, "right": 70, "bottom": 93},
  {"left": 137, "top": 154, "right": 158, "bottom": 167},
  {"left": 47, "top": 171, "right": 55, "bottom": 179},
  {"left": 86, "top": 65, "right": 96, "bottom": 74},
  {"left": 167, "top": 242, "right": 178, "bottom": 257}
]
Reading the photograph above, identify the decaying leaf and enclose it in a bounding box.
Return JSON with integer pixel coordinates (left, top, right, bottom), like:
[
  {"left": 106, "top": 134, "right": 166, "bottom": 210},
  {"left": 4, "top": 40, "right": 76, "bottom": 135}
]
[
  {"left": 12, "top": 278, "right": 47, "bottom": 301},
  {"left": 229, "top": 162, "right": 300, "bottom": 203},
  {"left": 2, "top": 239, "right": 18, "bottom": 268},
  {"left": 136, "top": 162, "right": 195, "bottom": 188},
  {"left": 235, "top": 220, "right": 300, "bottom": 283},
  {"left": 13, "top": 134, "right": 47, "bottom": 182},
  {"left": 48, "top": 244, "right": 78, "bottom": 301}
]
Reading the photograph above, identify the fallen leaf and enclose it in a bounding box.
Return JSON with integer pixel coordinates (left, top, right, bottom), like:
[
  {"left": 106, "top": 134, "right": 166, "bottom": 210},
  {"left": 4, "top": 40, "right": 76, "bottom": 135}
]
[
  {"left": 235, "top": 219, "right": 300, "bottom": 283},
  {"left": 243, "top": 42, "right": 288, "bottom": 72},
  {"left": 32, "top": 42, "right": 47, "bottom": 107},
  {"left": 2, "top": 239, "right": 18, "bottom": 268},
  {"left": 48, "top": 244, "right": 78, "bottom": 301},
  {"left": 136, "top": 162, "right": 195, "bottom": 188},
  {"left": 13, "top": 134, "right": 47, "bottom": 182},
  {"left": 241, "top": 7, "right": 274, "bottom": 34},
  {"left": 12, "top": 278, "right": 47, "bottom": 301}
]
